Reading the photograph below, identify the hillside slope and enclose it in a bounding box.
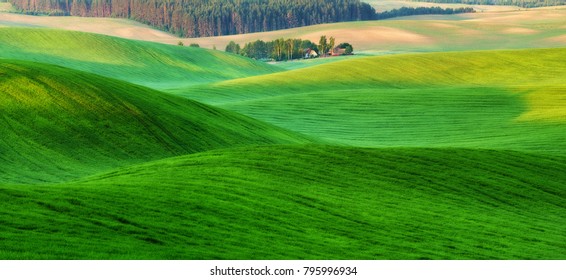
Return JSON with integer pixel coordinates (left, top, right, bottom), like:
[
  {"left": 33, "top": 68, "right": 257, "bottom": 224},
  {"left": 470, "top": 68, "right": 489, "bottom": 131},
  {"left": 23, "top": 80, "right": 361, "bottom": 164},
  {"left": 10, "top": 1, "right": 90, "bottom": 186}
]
[
  {"left": 0, "top": 28, "right": 282, "bottom": 89},
  {"left": 0, "top": 60, "right": 309, "bottom": 184},
  {"left": 180, "top": 48, "right": 566, "bottom": 153},
  {"left": 1, "top": 145, "right": 564, "bottom": 259}
]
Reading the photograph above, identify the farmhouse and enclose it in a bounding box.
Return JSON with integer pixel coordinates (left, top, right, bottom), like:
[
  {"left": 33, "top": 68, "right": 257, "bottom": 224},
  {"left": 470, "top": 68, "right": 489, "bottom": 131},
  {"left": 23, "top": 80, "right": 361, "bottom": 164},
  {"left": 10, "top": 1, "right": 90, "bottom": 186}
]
[
  {"left": 305, "top": 48, "right": 318, "bottom": 58},
  {"left": 331, "top": 47, "right": 346, "bottom": 56}
]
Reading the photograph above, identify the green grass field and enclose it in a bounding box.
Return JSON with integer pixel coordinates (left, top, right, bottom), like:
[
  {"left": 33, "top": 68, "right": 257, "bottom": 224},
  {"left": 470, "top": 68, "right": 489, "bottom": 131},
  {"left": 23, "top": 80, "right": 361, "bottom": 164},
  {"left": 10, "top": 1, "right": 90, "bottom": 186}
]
[
  {"left": 0, "top": 25, "right": 565, "bottom": 260},
  {"left": 0, "top": 60, "right": 309, "bottom": 184},
  {"left": 0, "top": 28, "right": 282, "bottom": 90},
  {"left": 178, "top": 48, "right": 566, "bottom": 153},
  {"left": 2, "top": 145, "right": 565, "bottom": 259}
]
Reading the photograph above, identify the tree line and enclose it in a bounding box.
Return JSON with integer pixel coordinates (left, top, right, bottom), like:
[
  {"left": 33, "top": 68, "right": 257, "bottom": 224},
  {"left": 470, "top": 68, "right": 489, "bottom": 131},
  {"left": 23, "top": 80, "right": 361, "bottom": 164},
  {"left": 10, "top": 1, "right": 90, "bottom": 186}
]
[
  {"left": 8, "top": 0, "right": 476, "bottom": 38},
  {"left": 409, "top": 0, "right": 564, "bottom": 8},
  {"left": 375, "top": 6, "right": 474, "bottom": 19},
  {"left": 9, "top": 0, "right": 375, "bottom": 37},
  {"left": 226, "top": 36, "right": 354, "bottom": 61}
]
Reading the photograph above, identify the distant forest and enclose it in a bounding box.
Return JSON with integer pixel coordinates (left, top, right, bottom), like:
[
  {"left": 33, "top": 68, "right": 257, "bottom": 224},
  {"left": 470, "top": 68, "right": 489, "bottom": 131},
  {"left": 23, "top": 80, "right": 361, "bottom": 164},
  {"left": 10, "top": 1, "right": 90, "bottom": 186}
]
[
  {"left": 8, "top": 0, "right": 474, "bottom": 38},
  {"left": 9, "top": 0, "right": 374, "bottom": 37},
  {"left": 409, "top": 0, "right": 565, "bottom": 8}
]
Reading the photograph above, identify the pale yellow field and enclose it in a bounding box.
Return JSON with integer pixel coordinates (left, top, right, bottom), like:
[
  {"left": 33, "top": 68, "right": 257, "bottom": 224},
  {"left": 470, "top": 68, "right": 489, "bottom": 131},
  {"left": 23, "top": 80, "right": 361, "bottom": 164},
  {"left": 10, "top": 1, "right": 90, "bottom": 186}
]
[
  {"left": 516, "top": 87, "right": 566, "bottom": 122},
  {"left": 1, "top": 6, "right": 565, "bottom": 52},
  {"left": 0, "top": 2, "right": 13, "bottom": 12},
  {"left": 365, "top": 0, "right": 521, "bottom": 12}
]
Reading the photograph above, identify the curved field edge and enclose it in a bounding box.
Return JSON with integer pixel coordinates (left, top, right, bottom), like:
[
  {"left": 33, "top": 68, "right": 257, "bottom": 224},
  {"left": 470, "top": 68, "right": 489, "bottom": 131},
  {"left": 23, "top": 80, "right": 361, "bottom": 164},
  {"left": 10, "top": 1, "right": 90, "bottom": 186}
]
[
  {"left": 0, "top": 59, "right": 311, "bottom": 184},
  {"left": 2, "top": 9, "right": 565, "bottom": 53},
  {"left": 181, "top": 48, "right": 566, "bottom": 105},
  {"left": 178, "top": 48, "right": 566, "bottom": 153},
  {"left": 1, "top": 145, "right": 564, "bottom": 259},
  {"left": 0, "top": 28, "right": 282, "bottom": 90}
]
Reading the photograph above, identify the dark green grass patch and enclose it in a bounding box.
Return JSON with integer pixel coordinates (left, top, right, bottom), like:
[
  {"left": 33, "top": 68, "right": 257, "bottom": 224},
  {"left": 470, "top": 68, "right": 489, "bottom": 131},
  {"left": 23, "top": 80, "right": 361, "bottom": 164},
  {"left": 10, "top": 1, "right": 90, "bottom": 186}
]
[
  {"left": 0, "top": 60, "right": 310, "bottom": 184},
  {"left": 0, "top": 145, "right": 564, "bottom": 259}
]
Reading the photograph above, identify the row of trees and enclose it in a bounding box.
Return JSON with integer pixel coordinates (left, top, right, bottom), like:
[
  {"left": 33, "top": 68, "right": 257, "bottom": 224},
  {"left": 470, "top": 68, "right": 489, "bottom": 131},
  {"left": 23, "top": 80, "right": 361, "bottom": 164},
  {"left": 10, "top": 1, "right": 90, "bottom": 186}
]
[
  {"left": 9, "top": 0, "right": 375, "bottom": 37},
  {"left": 226, "top": 36, "right": 353, "bottom": 61},
  {"left": 409, "top": 0, "right": 564, "bottom": 8},
  {"left": 375, "top": 6, "right": 475, "bottom": 19}
]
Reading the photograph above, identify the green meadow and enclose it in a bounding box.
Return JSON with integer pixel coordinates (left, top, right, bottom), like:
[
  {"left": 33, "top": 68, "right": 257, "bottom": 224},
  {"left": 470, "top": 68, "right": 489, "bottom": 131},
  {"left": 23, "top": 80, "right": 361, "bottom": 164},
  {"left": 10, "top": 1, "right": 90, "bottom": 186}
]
[
  {"left": 0, "top": 59, "right": 308, "bottom": 184},
  {"left": 0, "top": 28, "right": 281, "bottom": 89},
  {"left": 180, "top": 48, "right": 566, "bottom": 153},
  {"left": 0, "top": 25, "right": 565, "bottom": 259},
  {"left": 2, "top": 146, "right": 565, "bottom": 259}
]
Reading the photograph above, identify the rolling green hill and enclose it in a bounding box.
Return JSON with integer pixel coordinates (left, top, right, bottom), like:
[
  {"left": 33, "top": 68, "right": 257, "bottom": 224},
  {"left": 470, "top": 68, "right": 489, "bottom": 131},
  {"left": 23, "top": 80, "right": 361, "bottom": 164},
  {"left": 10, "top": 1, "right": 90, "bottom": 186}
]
[
  {"left": 179, "top": 48, "right": 566, "bottom": 153},
  {"left": 0, "top": 60, "right": 309, "bottom": 184},
  {"left": 0, "top": 28, "right": 282, "bottom": 90},
  {"left": 1, "top": 26, "right": 564, "bottom": 261},
  {"left": 1, "top": 145, "right": 564, "bottom": 259}
]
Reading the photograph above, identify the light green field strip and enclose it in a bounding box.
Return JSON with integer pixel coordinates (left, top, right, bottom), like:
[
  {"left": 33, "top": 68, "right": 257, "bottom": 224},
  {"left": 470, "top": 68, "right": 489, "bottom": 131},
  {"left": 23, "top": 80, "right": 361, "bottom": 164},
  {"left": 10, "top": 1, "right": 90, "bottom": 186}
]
[
  {"left": 0, "top": 60, "right": 310, "bottom": 184},
  {"left": 0, "top": 28, "right": 283, "bottom": 90},
  {"left": 0, "top": 145, "right": 564, "bottom": 259},
  {"left": 177, "top": 48, "right": 566, "bottom": 153}
]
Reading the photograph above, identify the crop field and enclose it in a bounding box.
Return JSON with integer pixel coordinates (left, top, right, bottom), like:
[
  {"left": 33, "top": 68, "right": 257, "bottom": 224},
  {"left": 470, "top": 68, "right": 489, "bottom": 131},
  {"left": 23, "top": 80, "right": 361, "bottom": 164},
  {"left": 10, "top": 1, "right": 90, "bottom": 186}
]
[
  {"left": 0, "top": 6, "right": 565, "bottom": 260},
  {"left": 1, "top": 146, "right": 565, "bottom": 259},
  {"left": 0, "top": 60, "right": 308, "bottom": 184},
  {"left": 1, "top": 7, "right": 565, "bottom": 53},
  {"left": 0, "top": 28, "right": 281, "bottom": 90},
  {"left": 178, "top": 48, "right": 566, "bottom": 153}
]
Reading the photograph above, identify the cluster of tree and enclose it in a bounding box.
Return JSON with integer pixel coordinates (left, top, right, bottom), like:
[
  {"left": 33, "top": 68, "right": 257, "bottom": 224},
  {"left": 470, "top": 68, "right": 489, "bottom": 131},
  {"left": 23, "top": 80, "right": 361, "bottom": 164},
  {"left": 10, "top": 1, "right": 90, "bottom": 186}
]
[
  {"left": 226, "top": 36, "right": 353, "bottom": 61},
  {"left": 409, "top": 0, "right": 564, "bottom": 8},
  {"left": 177, "top": 41, "right": 200, "bottom": 47},
  {"left": 9, "top": 0, "right": 375, "bottom": 37},
  {"left": 375, "top": 6, "right": 474, "bottom": 19}
]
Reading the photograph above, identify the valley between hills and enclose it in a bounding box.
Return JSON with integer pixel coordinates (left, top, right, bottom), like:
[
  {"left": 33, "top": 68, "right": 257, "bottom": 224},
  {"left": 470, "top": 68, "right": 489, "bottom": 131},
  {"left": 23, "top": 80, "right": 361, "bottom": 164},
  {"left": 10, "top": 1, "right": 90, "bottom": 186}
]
[{"left": 0, "top": 3, "right": 565, "bottom": 259}]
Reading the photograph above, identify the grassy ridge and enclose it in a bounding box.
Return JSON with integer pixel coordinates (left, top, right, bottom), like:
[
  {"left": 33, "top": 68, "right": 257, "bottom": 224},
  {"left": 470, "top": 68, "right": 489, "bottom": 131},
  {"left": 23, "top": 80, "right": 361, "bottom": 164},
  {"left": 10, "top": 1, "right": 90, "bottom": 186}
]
[
  {"left": 0, "top": 60, "right": 309, "bottom": 184},
  {"left": 1, "top": 145, "right": 564, "bottom": 259},
  {"left": 0, "top": 28, "right": 282, "bottom": 89},
  {"left": 181, "top": 48, "right": 566, "bottom": 104},
  {"left": 179, "top": 48, "right": 566, "bottom": 153},
  {"left": 1, "top": 26, "right": 564, "bottom": 261}
]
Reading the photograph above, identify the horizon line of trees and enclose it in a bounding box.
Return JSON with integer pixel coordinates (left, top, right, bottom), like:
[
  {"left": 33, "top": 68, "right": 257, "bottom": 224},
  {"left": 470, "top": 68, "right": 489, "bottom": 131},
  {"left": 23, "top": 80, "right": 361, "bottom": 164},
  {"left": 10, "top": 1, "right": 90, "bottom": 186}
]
[
  {"left": 226, "top": 35, "right": 354, "bottom": 61},
  {"left": 8, "top": 0, "right": 375, "bottom": 37},
  {"left": 375, "top": 6, "right": 474, "bottom": 19},
  {"left": 409, "top": 0, "right": 565, "bottom": 8},
  {"left": 8, "top": 0, "right": 476, "bottom": 38}
]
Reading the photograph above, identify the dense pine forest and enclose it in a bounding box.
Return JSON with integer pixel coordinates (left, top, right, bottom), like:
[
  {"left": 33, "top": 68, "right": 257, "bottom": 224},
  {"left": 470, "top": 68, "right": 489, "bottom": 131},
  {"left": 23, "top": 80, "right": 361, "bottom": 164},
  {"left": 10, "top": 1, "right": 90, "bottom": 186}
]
[
  {"left": 409, "top": 0, "right": 564, "bottom": 8},
  {"left": 8, "top": 0, "right": 474, "bottom": 38},
  {"left": 8, "top": 0, "right": 376, "bottom": 37}
]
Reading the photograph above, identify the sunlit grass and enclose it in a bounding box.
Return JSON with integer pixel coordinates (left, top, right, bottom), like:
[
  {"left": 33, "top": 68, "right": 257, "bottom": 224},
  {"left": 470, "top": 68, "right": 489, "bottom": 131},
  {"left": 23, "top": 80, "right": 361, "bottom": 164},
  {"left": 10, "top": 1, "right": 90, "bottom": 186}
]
[
  {"left": 0, "top": 60, "right": 309, "bottom": 184},
  {"left": 179, "top": 48, "right": 566, "bottom": 154},
  {"left": 0, "top": 28, "right": 282, "bottom": 90}
]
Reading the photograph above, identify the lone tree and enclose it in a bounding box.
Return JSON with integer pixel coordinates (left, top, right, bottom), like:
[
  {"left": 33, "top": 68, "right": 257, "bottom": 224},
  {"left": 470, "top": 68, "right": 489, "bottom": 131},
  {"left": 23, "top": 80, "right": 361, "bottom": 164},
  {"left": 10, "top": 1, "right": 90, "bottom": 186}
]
[
  {"left": 286, "top": 38, "right": 294, "bottom": 60},
  {"left": 273, "top": 38, "right": 285, "bottom": 61},
  {"left": 318, "top": 35, "right": 327, "bottom": 57},
  {"left": 177, "top": 41, "right": 184, "bottom": 46},
  {"left": 328, "top": 36, "right": 335, "bottom": 55}
]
